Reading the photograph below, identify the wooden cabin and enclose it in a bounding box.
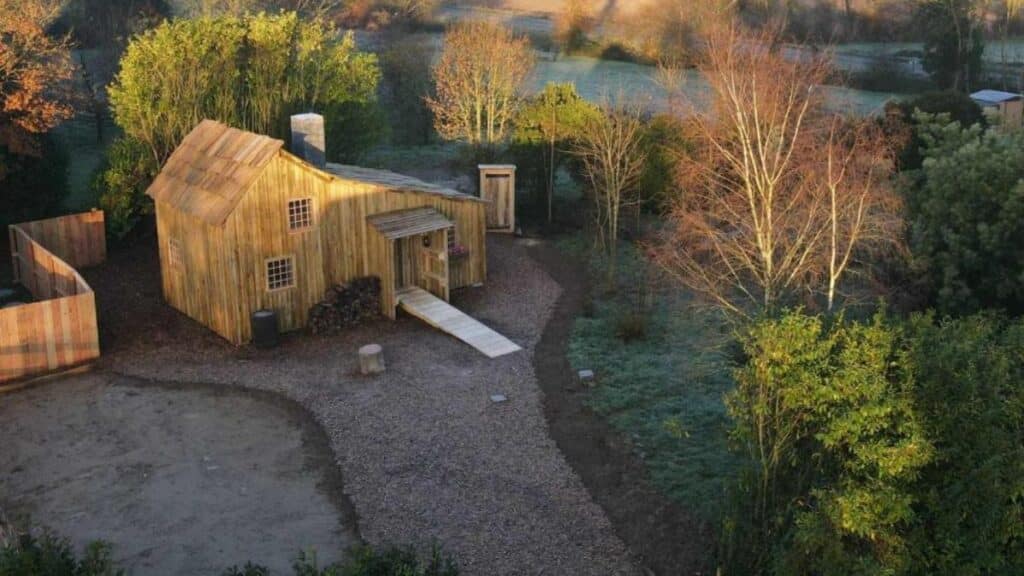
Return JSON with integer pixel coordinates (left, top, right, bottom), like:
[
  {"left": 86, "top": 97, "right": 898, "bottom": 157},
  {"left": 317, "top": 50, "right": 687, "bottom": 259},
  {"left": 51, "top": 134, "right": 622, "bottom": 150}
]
[{"left": 147, "top": 119, "right": 488, "bottom": 345}]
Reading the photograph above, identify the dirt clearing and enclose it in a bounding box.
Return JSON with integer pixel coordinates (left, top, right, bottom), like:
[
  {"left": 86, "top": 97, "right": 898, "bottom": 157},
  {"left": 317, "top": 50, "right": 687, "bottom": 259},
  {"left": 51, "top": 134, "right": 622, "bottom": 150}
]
[{"left": 0, "top": 372, "right": 359, "bottom": 575}]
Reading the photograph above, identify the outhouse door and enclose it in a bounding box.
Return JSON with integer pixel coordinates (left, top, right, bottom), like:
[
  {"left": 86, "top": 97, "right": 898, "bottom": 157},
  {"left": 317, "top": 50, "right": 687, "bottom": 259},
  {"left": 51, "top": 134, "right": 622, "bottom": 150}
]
[{"left": 479, "top": 165, "right": 516, "bottom": 233}]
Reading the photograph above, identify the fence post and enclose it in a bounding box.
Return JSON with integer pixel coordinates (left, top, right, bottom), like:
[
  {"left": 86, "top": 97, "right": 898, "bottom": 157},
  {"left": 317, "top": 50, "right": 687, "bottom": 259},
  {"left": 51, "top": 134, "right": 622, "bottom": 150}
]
[{"left": 8, "top": 226, "right": 17, "bottom": 284}]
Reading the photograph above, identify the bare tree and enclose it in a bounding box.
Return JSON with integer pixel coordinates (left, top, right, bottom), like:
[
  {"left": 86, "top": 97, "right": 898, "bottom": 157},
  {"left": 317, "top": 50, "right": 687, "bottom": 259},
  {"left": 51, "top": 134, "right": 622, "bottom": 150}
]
[
  {"left": 821, "top": 118, "right": 904, "bottom": 311},
  {"left": 654, "top": 23, "right": 902, "bottom": 317},
  {"left": 573, "top": 97, "right": 647, "bottom": 288},
  {"left": 426, "top": 21, "right": 534, "bottom": 146}
]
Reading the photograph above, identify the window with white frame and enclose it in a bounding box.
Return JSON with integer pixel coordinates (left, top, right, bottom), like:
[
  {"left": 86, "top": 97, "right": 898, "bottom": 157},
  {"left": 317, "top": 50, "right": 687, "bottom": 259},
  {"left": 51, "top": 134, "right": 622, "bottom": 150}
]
[
  {"left": 168, "top": 237, "right": 183, "bottom": 270},
  {"left": 266, "top": 256, "right": 295, "bottom": 291},
  {"left": 287, "top": 198, "right": 314, "bottom": 231}
]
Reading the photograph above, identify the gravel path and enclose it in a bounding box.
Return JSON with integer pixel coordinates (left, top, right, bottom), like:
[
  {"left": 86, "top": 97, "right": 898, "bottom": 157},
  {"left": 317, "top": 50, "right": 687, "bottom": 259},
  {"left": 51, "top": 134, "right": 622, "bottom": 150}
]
[{"left": 105, "top": 236, "right": 640, "bottom": 576}]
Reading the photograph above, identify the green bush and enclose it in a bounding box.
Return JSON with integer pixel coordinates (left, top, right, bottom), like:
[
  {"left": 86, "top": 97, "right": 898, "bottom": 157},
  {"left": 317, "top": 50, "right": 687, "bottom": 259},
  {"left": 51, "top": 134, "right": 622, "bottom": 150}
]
[
  {"left": 637, "top": 114, "right": 688, "bottom": 214},
  {"left": 0, "top": 532, "right": 123, "bottom": 576},
  {"left": 613, "top": 312, "right": 648, "bottom": 342},
  {"left": 903, "top": 314, "right": 1024, "bottom": 574},
  {"left": 886, "top": 91, "right": 985, "bottom": 171},
  {"left": 904, "top": 116, "right": 1024, "bottom": 315},
  {"left": 109, "top": 13, "right": 380, "bottom": 161},
  {"left": 222, "top": 546, "right": 458, "bottom": 576},
  {"left": 725, "top": 312, "right": 930, "bottom": 575},
  {"left": 725, "top": 310, "right": 1024, "bottom": 575},
  {"left": 222, "top": 564, "right": 269, "bottom": 576},
  {"left": 341, "top": 545, "right": 458, "bottom": 576},
  {"left": 94, "top": 137, "right": 158, "bottom": 240}
]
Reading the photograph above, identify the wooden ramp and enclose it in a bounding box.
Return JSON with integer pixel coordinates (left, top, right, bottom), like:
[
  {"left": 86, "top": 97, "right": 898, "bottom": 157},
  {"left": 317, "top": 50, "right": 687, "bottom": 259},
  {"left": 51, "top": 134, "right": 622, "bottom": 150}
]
[{"left": 396, "top": 287, "right": 521, "bottom": 358}]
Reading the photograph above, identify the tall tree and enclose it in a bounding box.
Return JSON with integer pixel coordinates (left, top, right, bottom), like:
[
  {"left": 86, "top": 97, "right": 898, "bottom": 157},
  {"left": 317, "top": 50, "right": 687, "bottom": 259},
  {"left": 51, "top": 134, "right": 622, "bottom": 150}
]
[
  {"left": 572, "top": 98, "right": 647, "bottom": 288},
  {"left": 919, "top": 0, "right": 986, "bottom": 92},
  {"left": 0, "top": 0, "right": 74, "bottom": 160},
  {"left": 426, "top": 21, "right": 534, "bottom": 147},
  {"left": 512, "top": 82, "right": 600, "bottom": 222},
  {"left": 654, "top": 24, "right": 902, "bottom": 317},
  {"left": 380, "top": 36, "right": 434, "bottom": 145}
]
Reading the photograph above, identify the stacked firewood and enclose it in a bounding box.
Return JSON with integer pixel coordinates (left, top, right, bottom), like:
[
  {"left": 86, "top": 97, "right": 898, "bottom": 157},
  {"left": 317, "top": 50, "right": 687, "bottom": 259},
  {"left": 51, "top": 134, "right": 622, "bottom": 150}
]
[{"left": 309, "top": 276, "right": 381, "bottom": 334}]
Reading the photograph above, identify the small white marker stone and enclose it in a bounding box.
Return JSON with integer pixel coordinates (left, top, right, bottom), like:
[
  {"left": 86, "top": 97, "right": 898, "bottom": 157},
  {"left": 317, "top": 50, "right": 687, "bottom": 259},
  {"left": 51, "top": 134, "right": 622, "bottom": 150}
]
[{"left": 490, "top": 394, "right": 507, "bottom": 403}]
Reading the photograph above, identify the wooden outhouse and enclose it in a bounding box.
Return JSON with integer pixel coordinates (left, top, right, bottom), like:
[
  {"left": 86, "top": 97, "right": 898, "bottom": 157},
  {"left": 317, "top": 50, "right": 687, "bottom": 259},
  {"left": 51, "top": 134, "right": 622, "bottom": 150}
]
[
  {"left": 478, "top": 164, "right": 516, "bottom": 233},
  {"left": 147, "top": 120, "right": 488, "bottom": 345}
]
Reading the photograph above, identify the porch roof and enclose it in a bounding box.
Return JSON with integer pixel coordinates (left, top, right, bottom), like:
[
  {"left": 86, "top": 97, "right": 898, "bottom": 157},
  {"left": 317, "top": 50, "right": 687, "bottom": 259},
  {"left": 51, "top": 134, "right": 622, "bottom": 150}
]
[{"left": 367, "top": 207, "right": 453, "bottom": 240}]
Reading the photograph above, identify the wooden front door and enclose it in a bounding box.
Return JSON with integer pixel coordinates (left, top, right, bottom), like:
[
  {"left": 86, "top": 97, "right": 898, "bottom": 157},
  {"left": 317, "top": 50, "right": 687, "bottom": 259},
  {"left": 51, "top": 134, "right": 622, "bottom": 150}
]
[{"left": 395, "top": 231, "right": 449, "bottom": 301}]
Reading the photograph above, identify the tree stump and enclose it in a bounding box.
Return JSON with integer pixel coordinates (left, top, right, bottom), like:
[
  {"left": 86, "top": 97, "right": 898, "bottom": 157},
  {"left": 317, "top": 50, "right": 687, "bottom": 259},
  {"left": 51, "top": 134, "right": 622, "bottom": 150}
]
[{"left": 359, "top": 344, "right": 385, "bottom": 375}]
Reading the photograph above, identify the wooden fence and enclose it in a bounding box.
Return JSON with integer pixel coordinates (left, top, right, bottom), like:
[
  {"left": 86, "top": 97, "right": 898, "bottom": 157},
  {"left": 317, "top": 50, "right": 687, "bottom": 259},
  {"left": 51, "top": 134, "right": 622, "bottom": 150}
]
[
  {"left": 11, "top": 210, "right": 106, "bottom": 270},
  {"left": 2, "top": 212, "right": 104, "bottom": 383}
]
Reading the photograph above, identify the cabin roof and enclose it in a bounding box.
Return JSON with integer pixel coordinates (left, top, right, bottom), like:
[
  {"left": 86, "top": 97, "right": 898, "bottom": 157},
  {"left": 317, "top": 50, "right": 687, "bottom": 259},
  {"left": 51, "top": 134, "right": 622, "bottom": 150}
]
[
  {"left": 147, "top": 120, "right": 485, "bottom": 227},
  {"left": 146, "top": 120, "right": 284, "bottom": 226},
  {"left": 971, "top": 90, "right": 1022, "bottom": 105},
  {"left": 325, "top": 164, "right": 484, "bottom": 203},
  {"left": 367, "top": 207, "right": 454, "bottom": 240}
]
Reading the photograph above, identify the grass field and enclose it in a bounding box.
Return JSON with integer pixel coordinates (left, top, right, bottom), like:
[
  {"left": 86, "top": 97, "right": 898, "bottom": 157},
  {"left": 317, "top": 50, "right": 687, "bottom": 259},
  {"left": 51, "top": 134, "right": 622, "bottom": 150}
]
[
  {"left": 531, "top": 55, "right": 900, "bottom": 115},
  {"left": 560, "top": 233, "right": 739, "bottom": 520}
]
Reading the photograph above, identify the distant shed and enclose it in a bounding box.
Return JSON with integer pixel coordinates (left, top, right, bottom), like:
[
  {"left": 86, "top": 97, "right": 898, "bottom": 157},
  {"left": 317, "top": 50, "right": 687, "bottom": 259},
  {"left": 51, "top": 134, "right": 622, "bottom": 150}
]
[
  {"left": 970, "top": 89, "right": 1023, "bottom": 129},
  {"left": 147, "top": 120, "right": 488, "bottom": 345}
]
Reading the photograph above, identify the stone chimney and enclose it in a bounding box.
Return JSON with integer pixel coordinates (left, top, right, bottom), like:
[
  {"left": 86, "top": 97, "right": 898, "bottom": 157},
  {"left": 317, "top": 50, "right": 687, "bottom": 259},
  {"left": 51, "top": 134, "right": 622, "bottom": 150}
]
[{"left": 290, "top": 113, "right": 326, "bottom": 169}]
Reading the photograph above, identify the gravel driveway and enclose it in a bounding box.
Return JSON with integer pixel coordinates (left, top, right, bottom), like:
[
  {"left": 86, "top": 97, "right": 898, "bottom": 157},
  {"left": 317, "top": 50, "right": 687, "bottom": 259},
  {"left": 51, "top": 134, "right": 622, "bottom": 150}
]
[
  {"left": 103, "top": 236, "right": 640, "bottom": 575},
  {"left": 0, "top": 373, "right": 357, "bottom": 574}
]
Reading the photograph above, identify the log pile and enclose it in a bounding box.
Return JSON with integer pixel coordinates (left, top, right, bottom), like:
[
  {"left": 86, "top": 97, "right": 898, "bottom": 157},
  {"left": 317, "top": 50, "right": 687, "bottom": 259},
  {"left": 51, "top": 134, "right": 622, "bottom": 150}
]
[{"left": 309, "top": 276, "right": 381, "bottom": 334}]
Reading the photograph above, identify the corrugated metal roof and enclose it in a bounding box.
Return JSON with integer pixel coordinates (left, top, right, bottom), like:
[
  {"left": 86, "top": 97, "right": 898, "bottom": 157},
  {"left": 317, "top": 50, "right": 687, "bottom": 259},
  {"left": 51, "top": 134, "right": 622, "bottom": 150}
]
[
  {"left": 367, "top": 207, "right": 453, "bottom": 240},
  {"left": 971, "top": 90, "right": 1022, "bottom": 104},
  {"left": 146, "top": 120, "right": 284, "bottom": 226}
]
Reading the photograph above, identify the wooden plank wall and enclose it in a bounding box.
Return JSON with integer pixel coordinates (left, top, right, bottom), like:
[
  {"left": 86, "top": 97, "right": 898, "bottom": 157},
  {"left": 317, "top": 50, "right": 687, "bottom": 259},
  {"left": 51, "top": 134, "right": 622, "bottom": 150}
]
[
  {"left": 12, "top": 211, "right": 106, "bottom": 269},
  {"left": 2, "top": 220, "right": 101, "bottom": 383},
  {"left": 156, "top": 202, "right": 245, "bottom": 344}
]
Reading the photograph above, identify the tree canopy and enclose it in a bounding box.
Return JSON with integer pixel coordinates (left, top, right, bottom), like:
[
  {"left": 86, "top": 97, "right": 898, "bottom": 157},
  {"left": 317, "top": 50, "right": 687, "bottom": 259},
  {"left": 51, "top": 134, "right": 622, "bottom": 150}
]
[
  {"left": 512, "top": 82, "right": 600, "bottom": 221},
  {"left": 108, "top": 11, "right": 381, "bottom": 164},
  {"left": 0, "top": 0, "right": 74, "bottom": 159},
  {"left": 427, "top": 21, "right": 534, "bottom": 146},
  {"left": 905, "top": 115, "right": 1024, "bottom": 315}
]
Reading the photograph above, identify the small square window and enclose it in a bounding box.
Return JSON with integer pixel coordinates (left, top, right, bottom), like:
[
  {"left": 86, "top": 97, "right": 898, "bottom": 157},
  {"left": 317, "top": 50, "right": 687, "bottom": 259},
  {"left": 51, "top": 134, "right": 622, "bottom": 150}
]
[
  {"left": 168, "top": 238, "right": 183, "bottom": 270},
  {"left": 266, "top": 256, "right": 295, "bottom": 291},
  {"left": 288, "top": 198, "right": 314, "bottom": 231}
]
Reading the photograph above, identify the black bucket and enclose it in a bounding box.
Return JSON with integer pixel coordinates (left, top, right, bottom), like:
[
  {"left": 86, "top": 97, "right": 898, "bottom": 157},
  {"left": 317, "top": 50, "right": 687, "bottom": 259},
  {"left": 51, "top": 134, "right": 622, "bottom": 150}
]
[{"left": 251, "top": 309, "right": 279, "bottom": 349}]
